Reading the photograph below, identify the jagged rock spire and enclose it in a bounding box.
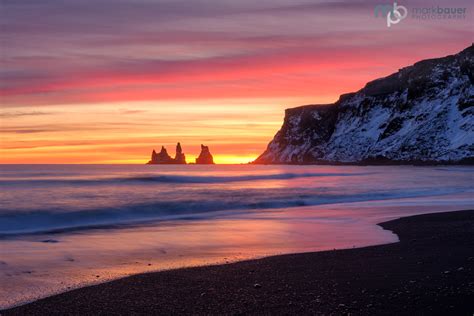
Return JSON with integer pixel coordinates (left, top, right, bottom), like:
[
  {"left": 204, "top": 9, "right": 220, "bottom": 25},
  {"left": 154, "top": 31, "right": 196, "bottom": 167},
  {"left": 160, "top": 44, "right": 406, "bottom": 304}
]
[
  {"left": 195, "top": 144, "right": 215, "bottom": 164},
  {"left": 147, "top": 146, "right": 172, "bottom": 164},
  {"left": 147, "top": 143, "right": 187, "bottom": 164},
  {"left": 159, "top": 146, "right": 168, "bottom": 155},
  {"left": 174, "top": 142, "right": 187, "bottom": 164}
]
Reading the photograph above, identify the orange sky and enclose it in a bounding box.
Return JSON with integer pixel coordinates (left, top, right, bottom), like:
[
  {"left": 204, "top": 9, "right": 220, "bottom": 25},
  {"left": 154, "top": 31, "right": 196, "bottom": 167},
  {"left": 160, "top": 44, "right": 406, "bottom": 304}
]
[
  {"left": 1, "top": 0, "right": 472, "bottom": 164},
  {"left": 1, "top": 99, "right": 298, "bottom": 164}
]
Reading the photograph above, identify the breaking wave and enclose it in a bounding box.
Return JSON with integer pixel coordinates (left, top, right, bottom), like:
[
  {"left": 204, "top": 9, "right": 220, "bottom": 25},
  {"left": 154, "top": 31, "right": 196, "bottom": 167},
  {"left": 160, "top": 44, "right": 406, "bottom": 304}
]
[
  {"left": 0, "top": 172, "right": 371, "bottom": 186},
  {"left": 0, "top": 187, "right": 463, "bottom": 236}
]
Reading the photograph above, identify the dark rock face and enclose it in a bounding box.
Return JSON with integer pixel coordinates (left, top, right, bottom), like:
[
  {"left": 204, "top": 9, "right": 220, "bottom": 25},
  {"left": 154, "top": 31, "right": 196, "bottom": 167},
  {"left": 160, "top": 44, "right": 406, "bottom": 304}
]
[
  {"left": 174, "top": 142, "right": 187, "bottom": 164},
  {"left": 254, "top": 44, "right": 474, "bottom": 164},
  {"left": 148, "top": 146, "right": 173, "bottom": 164},
  {"left": 148, "top": 143, "right": 187, "bottom": 164},
  {"left": 195, "top": 144, "right": 215, "bottom": 164}
]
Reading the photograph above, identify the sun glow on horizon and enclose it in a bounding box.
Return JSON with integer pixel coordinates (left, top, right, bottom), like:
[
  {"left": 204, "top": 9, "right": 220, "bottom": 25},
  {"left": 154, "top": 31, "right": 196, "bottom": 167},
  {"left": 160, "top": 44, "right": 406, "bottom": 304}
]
[
  {"left": 212, "top": 154, "right": 258, "bottom": 165},
  {"left": 1, "top": 99, "right": 295, "bottom": 164},
  {"left": 1, "top": 0, "right": 471, "bottom": 164},
  {"left": 31, "top": 154, "right": 258, "bottom": 165}
]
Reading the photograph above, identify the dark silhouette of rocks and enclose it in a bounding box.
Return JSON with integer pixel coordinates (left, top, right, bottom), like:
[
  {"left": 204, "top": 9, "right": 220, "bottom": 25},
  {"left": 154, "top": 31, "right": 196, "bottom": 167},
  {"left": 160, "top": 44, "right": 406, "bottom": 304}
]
[
  {"left": 147, "top": 143, "right": 187, "bottom": 164},
  {"left": 147, "top": 143, "right": 215, "bottom": 164},
  {"left": 195, "top": 144, "right": 215, "bottom": 164},
  {"left": 148, "top": 146, "right": 173, "bottom": 164},
  {"left": 174, "top": 142, "right": 186, "bottom": 164}
]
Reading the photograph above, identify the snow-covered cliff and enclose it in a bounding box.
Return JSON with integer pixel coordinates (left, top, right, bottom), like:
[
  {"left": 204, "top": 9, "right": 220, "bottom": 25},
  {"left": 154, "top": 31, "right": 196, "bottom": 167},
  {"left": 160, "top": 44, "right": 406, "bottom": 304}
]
[{"left": 254, "top": 45, "right": 474, "bottom": 164}]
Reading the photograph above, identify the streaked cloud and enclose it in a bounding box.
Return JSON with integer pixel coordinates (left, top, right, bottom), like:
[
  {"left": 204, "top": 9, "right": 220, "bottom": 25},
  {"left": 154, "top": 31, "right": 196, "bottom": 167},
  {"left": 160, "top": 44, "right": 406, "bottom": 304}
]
[
  {"left": 1, "top": 0, "right": 472, "bottom": 162},
  {"left": 0, "top": 111, "right": 54, "bottom": 118}
]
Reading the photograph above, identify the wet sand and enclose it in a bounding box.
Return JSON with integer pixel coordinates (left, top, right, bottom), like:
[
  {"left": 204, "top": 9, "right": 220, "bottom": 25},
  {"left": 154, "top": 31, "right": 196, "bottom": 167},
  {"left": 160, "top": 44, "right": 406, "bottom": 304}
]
[{"left": 3, "top": 210, "right": 474, "bottom": 315}]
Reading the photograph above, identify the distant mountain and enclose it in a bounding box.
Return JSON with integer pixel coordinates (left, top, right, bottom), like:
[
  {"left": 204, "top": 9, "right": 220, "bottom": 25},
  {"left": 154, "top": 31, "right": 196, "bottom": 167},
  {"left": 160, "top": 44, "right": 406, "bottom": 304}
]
[{"left": 254, "top": 44, "right": 474, "bottom": 165}]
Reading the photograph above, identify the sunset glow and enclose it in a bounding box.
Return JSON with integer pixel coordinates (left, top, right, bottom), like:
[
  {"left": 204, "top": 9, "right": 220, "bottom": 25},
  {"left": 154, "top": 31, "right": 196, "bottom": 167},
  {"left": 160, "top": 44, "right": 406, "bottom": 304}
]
[{"left": 1, "top": 0, "right": 472, "bottom": 164}]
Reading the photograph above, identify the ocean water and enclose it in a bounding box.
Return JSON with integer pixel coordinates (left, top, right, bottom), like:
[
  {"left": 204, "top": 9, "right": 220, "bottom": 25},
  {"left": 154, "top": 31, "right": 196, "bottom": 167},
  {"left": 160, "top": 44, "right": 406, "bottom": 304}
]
[{"left": 1, "top": 164, "right": 473, "bottom": 308}]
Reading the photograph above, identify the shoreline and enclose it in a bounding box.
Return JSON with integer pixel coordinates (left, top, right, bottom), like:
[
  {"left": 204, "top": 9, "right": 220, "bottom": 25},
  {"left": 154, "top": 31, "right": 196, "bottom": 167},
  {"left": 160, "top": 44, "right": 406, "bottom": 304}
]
[
  {"left": 251, "top": 158, "right": 474, "bottom": 166},
  {"left": 3, "top": 209, "right": 474, "bottom": 315},
  {"left": 1, "top": 161, "right": 473, "bottom": 166}
]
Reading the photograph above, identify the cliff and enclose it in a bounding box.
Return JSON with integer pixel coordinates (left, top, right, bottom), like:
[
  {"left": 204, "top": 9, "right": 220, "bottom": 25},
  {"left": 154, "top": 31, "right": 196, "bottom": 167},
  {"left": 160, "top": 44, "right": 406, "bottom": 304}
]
[{"left": 254, "top": 44, "right": 474, "bottom": 164}]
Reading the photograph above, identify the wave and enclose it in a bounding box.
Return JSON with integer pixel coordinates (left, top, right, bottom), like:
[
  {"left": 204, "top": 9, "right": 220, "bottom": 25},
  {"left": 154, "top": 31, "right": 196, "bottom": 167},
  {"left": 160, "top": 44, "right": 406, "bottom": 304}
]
[
  {"left": 0, "top": 172, "right": 372, "bottom": 186},
  {"left": 0, "top": 187, "right": 462, "bottom": 236}
]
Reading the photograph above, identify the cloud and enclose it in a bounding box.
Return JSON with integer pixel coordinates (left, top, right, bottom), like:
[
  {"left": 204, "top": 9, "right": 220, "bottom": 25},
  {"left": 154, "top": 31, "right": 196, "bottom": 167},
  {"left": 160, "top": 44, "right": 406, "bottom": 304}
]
[
  {"left": 0, "top": 128, "right": 56, "bottom": 134},
  {"left": 1, "top": 0, "right": 472, "bottom": 107},
  {"left": 118, "top": 109, "right": 148, "bottom": 114},
  {"left": 0, "top": 111, "right": 54, "bottom": 118}
]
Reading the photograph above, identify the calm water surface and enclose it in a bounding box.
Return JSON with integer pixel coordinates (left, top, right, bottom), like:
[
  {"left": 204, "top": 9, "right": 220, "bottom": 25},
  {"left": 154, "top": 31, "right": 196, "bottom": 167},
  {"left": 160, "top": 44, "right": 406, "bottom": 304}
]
[{"left": 1, "top": 164, "right": 473, "bottom": 308}]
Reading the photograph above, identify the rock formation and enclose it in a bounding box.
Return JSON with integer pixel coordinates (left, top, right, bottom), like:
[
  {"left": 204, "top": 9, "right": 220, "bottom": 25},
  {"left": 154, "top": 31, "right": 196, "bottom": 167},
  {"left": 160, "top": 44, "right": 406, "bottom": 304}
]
[
  {"left": 195, "top": 144, "right": 215, "bottom": 164},
  {"left": 254, "top": 44, "right": 474, "bottom": 165},
  {"left": 148, "top": 146, "right": 173, "bottom": 164},
  {"left": 174, "top": 142, "right": 187, "bottom": 164},
  {"left": 147, "top": 143, "right": 187, "bottom": 164}
]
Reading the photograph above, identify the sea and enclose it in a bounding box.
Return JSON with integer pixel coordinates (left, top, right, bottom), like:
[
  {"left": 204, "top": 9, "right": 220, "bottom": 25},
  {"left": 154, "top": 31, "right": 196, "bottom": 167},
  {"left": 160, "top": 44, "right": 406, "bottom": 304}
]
[{"left": 1, "top": 164, "right": 473, "bottom": 308}]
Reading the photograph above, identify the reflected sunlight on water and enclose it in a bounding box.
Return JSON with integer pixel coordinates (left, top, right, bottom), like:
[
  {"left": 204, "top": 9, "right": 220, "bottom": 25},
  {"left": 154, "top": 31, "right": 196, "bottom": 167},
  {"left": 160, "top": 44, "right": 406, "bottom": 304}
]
[{"left": 1, "top": 164, "right": 473, "bottom": 308}]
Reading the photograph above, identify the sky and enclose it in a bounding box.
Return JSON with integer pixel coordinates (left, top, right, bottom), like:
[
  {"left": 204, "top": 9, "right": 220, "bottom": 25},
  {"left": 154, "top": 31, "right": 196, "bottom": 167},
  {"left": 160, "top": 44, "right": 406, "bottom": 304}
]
[{"left": 0, "top": 0, "right": 472, "bottom": 164}]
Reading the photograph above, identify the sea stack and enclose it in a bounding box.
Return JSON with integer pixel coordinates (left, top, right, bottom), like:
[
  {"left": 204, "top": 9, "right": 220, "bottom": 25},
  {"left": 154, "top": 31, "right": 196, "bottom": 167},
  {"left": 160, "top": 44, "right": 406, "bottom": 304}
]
[
  {"left": 174, "top": 142, "right": 187, "bottom": 164},
  {"left": 147, "top": 143, "right": 187, "bottom": 164},
  {"left": 195, "top": 144, "right": 215, "bottom": 164},
  {"left": 148, "top": 146, "right": 173, "bottom": 164}
]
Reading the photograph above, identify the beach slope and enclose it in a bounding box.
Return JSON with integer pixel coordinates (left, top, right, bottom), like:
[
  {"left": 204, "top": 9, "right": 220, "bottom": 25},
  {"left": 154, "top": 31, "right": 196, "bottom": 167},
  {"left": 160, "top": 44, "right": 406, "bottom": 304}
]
[{"left": 4, "top": 210, "right": 474, "bottom": 315}]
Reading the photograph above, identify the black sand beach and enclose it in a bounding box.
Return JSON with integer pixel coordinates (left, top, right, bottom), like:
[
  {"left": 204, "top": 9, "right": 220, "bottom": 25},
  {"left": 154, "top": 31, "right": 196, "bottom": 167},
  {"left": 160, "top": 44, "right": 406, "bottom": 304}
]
[{"left": 3, "top": 210, "right": 474, "bottom": 315}]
